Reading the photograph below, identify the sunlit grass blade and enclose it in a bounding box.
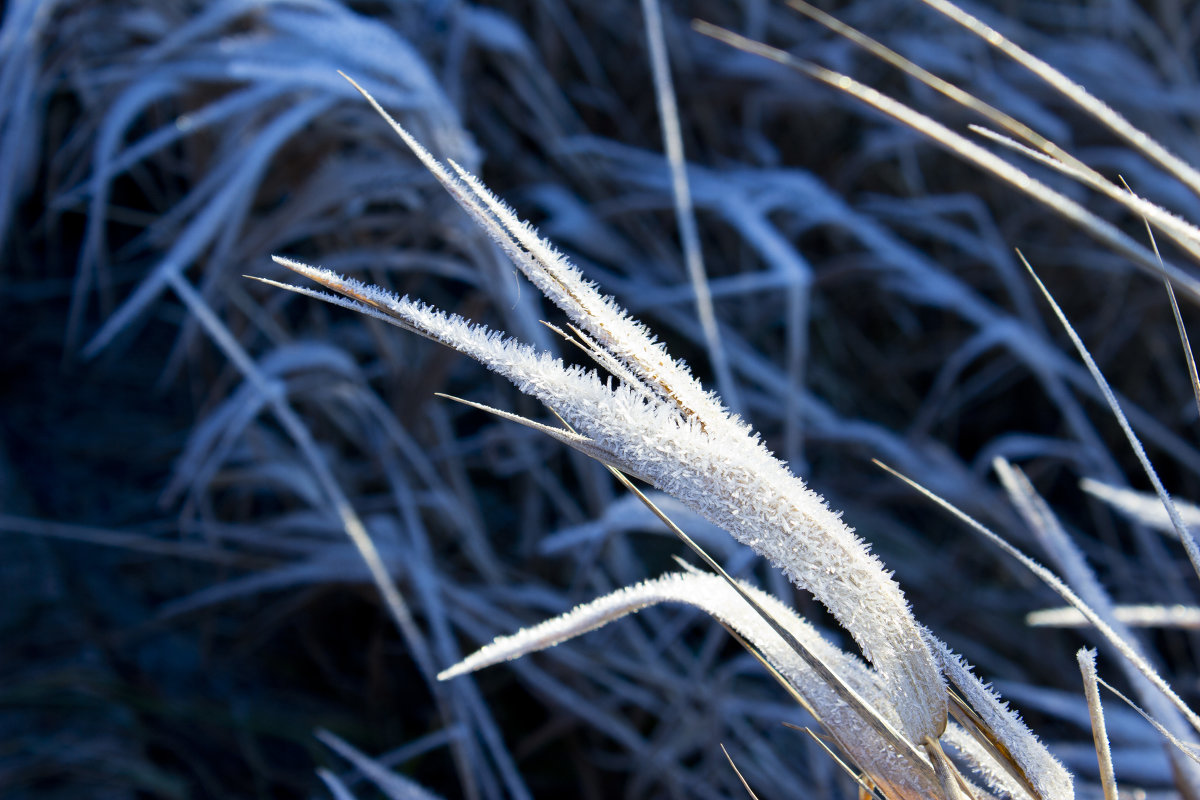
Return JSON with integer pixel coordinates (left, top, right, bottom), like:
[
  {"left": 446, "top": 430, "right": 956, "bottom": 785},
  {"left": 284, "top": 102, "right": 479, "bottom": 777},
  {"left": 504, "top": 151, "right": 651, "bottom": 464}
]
[
  {"left": 1018, "top": 251, "right": 1200, "bottom": 580},
  {"left": 639, "top": 0, "right": 738, "bottom": 410},
  {"left": 719, "top": 743, "right": 761, "bottom": 800},
  {"left": 693, "top": 21, "right": 1200, "bottom": 303},
  {"left": 913, "top": 0, "right": 1200, "bottom": 201},
  {"left": 785, "top": 0, "right": 1200, "bottom": 260},
  {"left": 1094, "top": 677, "right": 1200, "bottom": 767},
  {"left": 1080, "top": 478, "right": 1200, "bottom": 537},
  {"left": 1077, "top": 649, "right": 1118, "bottom": 800},
  {"left": 876, "top": 458, "right": 1200, "bottom": 740},
  {"left": 1028, "top": 605, "right": 1200, "bottom": 630}
]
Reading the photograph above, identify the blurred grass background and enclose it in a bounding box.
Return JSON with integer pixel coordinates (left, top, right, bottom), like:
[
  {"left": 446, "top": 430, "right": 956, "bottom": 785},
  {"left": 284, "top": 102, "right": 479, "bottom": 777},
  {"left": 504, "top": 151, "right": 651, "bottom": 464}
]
[{"left": 4, "top": 0, "right": 1200, "bottom": 796}]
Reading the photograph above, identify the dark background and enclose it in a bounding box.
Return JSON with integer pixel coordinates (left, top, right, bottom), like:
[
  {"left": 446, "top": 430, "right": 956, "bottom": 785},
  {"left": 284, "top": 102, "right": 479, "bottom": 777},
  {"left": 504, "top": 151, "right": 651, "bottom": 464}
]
[{"left": 4, "top": 0, "right": 1200, "bottom": 797}]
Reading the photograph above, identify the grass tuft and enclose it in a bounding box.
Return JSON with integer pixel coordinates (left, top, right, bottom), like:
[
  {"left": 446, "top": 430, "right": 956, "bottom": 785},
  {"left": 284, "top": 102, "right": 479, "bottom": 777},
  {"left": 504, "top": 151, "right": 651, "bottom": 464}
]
[{"left": 7, "top": 0, "right": 1200, "bottom": 797}]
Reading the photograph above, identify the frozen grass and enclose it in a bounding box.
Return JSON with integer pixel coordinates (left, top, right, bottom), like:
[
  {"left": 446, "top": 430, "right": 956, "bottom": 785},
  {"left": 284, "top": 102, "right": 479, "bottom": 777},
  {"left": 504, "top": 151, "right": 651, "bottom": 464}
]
[{"left": 5, "top": 0, "right": 1200, "bottom": 797}]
